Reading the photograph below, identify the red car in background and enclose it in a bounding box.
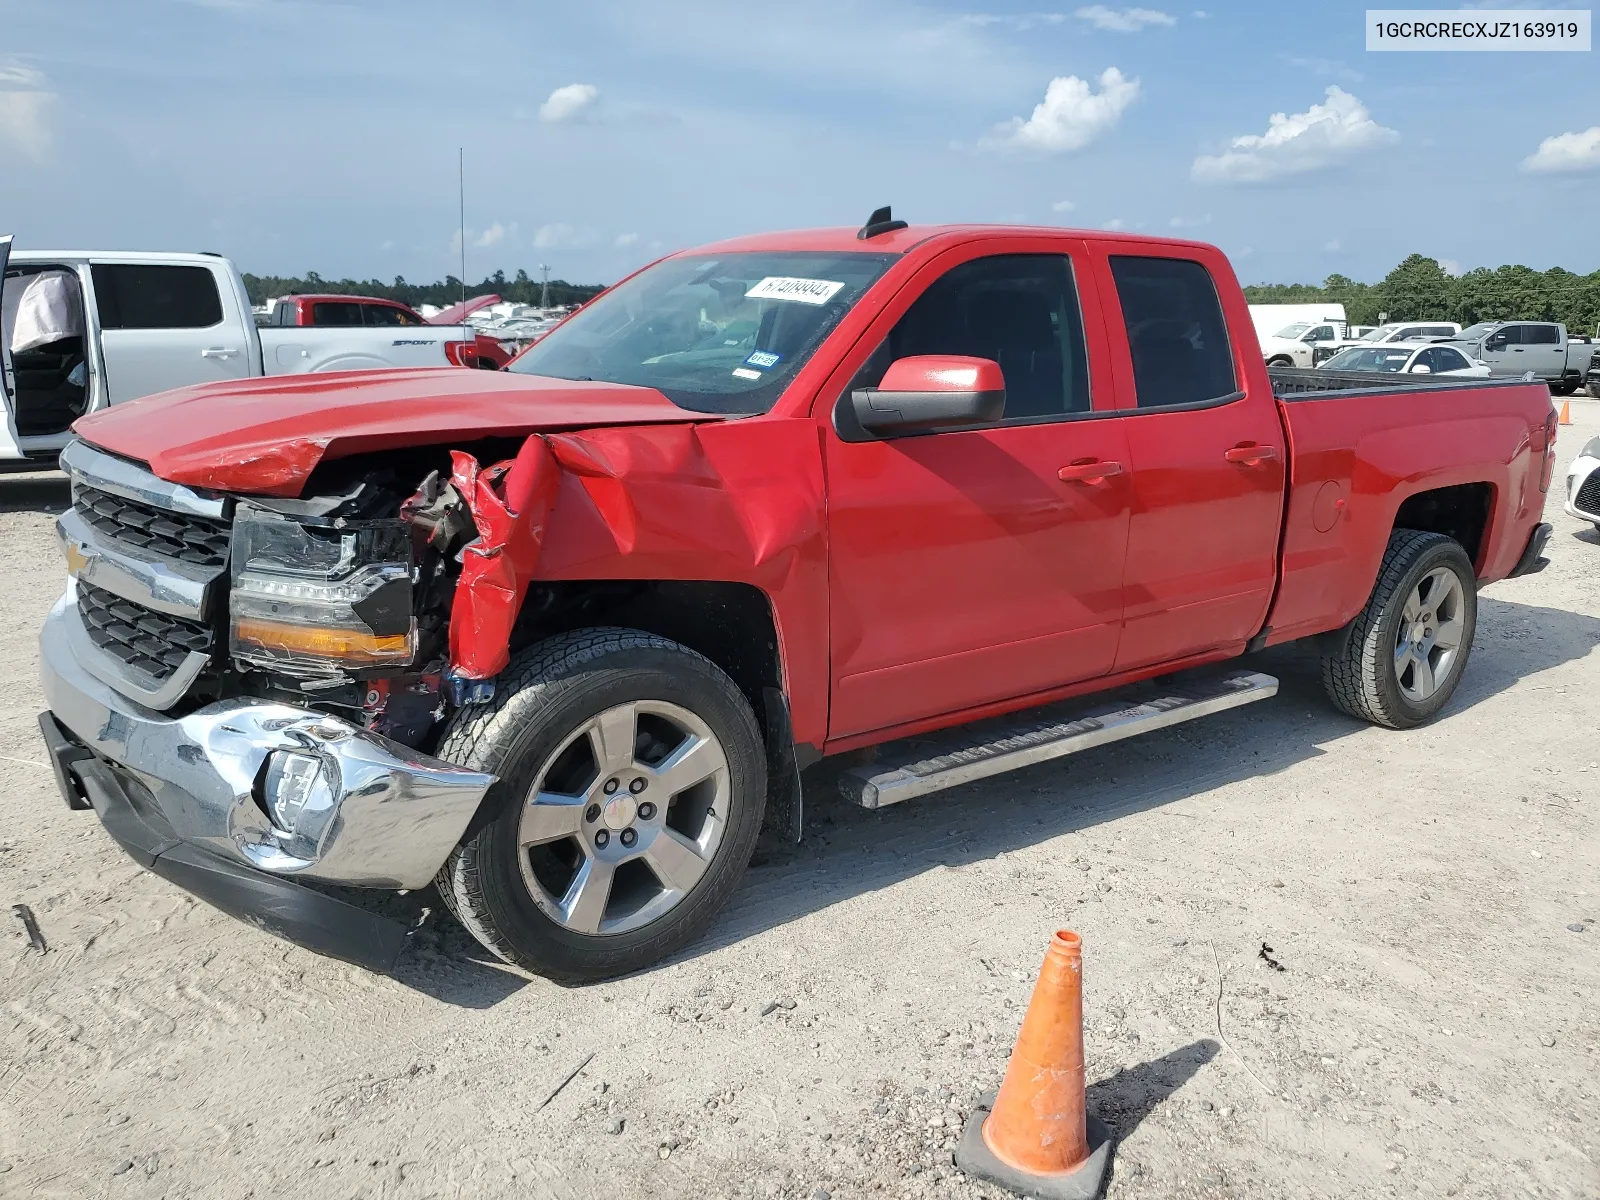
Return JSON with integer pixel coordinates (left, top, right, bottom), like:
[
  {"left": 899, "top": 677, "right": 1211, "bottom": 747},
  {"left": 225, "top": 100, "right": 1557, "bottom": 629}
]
[{"left": 267, "top": 293, "right": 513, "bottom": 369}]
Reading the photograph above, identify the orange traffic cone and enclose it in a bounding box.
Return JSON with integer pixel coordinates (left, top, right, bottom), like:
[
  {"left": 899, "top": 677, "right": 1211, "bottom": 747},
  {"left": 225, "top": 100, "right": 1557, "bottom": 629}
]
[
  {"left": 955, "top": 930, "right": 1113, "bottom": 1199},
  {"left": 1558, "top": 400, "right": 1572, "bottom": 426}
]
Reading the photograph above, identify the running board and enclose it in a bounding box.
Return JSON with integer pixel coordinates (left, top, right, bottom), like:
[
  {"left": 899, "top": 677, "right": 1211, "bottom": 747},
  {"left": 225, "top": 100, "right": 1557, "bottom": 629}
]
[{"left": 841, "top": 670, "right": 1279, "bottom": 809}]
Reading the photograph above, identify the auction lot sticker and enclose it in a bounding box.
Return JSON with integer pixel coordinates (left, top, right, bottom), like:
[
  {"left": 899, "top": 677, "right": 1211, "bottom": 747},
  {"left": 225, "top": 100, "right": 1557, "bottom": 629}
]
[
  {"left": 746, "top": 277, "right": 845, "bottom": 305},
  {"left": 1367, "top": 9, "right": 1591, "bottom": 50}
]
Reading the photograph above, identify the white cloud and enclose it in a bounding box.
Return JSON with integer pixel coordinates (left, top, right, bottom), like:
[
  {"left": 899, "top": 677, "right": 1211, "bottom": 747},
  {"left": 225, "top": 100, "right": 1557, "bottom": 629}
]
[
  {"left": 533, "top": 223, "right": 600, "bottom": 250},
  {"left": 957, "top": 12, "right": 1068, "bottom": 31},
  {"left": 1074, "top": 6, "right": 1175, "bottom": 31},
  {"left": 1168, "top": 213, "right": 1211, "bottom": 228},
  {"left": 1191, "top": 86, "right": 1398, "bottom": 184},
  {"left": 1101, "top": 217, "right": 1126, "bottom": 230},
  {"left": 982, "top": 67, "right": 1139, "bottom": 155},
  {"left": 1438, "top": 258, "right": 1463, "bottom": 276},
  {"left": 614, "top": 232, "right": 640, "bottom": 248},
  {"left": 1051, "top": 199, "right": 1076, "bottom": 213},
  {"left": 474, "top": 221, "right": 508, "bottom": 248},
  {"left": 1192, "top": 8, "right": 1209, "bottom": 15},
  {"left": 539, "top": 83, "right": 599, "bottom": 124},
  {"left": 0, "top": 61, "right": 53, "bottom": 160},
  {"left": 1521, "top": 126, "right": 1600, "bottom": 174}
]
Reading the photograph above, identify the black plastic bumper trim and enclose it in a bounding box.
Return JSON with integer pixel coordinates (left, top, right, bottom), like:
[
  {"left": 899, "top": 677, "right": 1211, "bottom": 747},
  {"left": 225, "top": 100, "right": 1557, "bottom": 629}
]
[
  {"left": 38, "top": 711, "right": 93, "bottom": 810},
  {"left": 1509, "top": 521, "right": 1552, "bottom": 578},
  {"left": 43, "top": 721, "right": 409, "bottom": 974}
]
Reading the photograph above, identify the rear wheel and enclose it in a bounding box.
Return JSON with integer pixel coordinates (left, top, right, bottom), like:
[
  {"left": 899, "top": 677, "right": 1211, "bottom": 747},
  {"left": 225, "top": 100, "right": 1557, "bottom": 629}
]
[
  {"left": 1267, "top": 356, "right": 1294, "bottom": 368},
  {"left": 435, "top": 629, "right": 766, "bottom": 983},
  {"left": 1321, "top": 530, "right": 1478, "bottom": 729},
  {"left": 1588, "top": 383, "right": 1600, "bottom": 400},
  {"left": 1550, "top": 380, "right": 1576, "bottom": 396}
]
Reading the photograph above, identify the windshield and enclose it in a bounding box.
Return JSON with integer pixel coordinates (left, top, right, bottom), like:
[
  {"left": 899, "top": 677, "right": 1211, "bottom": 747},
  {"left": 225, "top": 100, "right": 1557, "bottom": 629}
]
[
  {"left": 1456, "top": 322, "right": 1497, "bottom": 341},
  {"left": 509, "top": 251, "right": 898, "bottom": 413},
  {"left": 1321, "top": 346, "right": 1414, "bottom": 372},
  {"left": 1272, "top": 323, "right": 1311, "bottom": 339},
  {"left": 1358, "top": 324, "right": 1402, "bottom": 342}
]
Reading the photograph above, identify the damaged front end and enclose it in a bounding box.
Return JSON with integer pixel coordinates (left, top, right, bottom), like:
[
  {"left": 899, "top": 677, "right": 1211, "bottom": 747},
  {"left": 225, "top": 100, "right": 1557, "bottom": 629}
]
[{"left": 39, "top": 435, "right": 561, "bottom": 968}]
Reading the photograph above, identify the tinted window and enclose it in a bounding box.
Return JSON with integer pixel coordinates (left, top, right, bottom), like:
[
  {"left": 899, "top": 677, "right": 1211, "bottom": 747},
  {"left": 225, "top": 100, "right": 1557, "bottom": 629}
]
[
  {"left": 1424, "top": 325, "right": 1456, "bottom": 337},
  {"left": 364, "top": 305, "right": 421, "bottom": 326},
  {"left": 311, "top": 302, "right": 366, "bottom": 326},
  {"left": 1435, "top": 347, "right": 1470, "bottom": 371},
  {"left": 1525, "top": 324, "right": 1560, "bottom": 345},
  {"left": 1109, "top": 256, "right": 1237, "bottom": 408},
  {"left": 1489, "top": 325, "right": 1524, "bottom": 346},
  {"left": 91, "top": 264, "right": 223, "bottom": 330},
  {"left": 853, "top": 255, "right": 1090, "bottom": 420}
]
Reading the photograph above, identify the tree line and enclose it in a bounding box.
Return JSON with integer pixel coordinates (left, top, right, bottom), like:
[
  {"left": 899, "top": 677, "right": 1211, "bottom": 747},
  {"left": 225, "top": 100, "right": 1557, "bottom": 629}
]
[
  {"left": 1244, "top": 254, "right": 1600, "bottom": 334},
  {"left": 239, "top": 269, "right": 607, "bottom": 311}
]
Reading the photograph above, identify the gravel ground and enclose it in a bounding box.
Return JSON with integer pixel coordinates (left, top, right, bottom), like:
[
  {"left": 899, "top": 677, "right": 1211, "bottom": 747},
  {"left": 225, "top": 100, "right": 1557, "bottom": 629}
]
[{"left": 2, "top": 405, "right": 1597, "bottom": 1200}]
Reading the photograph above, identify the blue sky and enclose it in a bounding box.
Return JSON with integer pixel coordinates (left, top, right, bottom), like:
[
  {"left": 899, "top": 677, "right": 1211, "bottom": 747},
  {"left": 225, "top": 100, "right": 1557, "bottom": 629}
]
[{"left": 1, "top": 0, "right": 1596, "bottom": 286}]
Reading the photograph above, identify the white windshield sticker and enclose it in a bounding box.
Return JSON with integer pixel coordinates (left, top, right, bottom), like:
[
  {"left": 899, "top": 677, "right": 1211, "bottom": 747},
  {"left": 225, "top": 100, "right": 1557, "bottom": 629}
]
[
  {"left": 745, "top": 276, "right": 845, "bottom": 305},
  {"left": 731, "top": 367, "right": 763, "bottom": 381}
]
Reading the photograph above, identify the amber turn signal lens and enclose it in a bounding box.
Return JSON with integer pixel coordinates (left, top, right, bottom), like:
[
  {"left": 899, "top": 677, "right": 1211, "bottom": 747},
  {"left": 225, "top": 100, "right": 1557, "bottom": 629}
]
[{"left": 232, "top": 618, "right": 411, "bottom": 664}]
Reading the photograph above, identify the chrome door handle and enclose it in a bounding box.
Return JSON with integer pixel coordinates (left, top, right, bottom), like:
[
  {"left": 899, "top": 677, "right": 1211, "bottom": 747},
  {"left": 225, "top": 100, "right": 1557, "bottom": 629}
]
[
  {"left": 1058, "top": 460, "right": 1124, "bottom": 483},
  {"left": 201, "top": 347, "right": 240, "bottom": 359}
]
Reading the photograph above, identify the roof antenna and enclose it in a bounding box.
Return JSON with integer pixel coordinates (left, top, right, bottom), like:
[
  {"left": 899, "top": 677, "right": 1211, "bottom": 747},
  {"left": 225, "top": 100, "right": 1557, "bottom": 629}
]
[{"left": 857, "top": 205, "right": 908, "bottom": 240}]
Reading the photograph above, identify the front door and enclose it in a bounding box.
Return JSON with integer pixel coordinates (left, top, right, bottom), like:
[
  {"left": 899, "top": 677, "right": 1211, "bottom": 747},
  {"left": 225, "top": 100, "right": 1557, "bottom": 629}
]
[
  {"left": 0, "top": 235, "right": 21, "bottom": 460},
  {"left": 1478, "top": 324, "right": 1525, "bottom": 376},
  {"left": 90, "top": 261, "right": 253, "bottom": 403},
  {"left": 1095, "top": 249, "right": 1287, "bottom": 672},
  {"left": 824, "top": 244, "right": 1130, "bottom": 739}
]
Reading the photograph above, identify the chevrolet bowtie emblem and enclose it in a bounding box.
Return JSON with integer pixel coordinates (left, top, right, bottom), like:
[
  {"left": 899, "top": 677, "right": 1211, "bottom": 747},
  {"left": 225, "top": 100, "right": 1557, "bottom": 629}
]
[{"left": 62, "top": 540, "right": 91, "bottom": 577}]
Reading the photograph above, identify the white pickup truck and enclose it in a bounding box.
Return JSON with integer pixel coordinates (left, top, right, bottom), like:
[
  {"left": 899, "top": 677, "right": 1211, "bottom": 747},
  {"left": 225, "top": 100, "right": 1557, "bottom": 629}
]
[{"left": 0, "top": 237, "right": 476, "bottom": 469}]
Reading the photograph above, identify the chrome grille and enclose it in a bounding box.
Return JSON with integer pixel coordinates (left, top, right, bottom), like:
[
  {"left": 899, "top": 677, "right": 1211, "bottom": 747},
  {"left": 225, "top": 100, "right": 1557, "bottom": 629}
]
[
  {"left": 74, "top": 483, "right": 231, "bottom": 569},
  {"left": 76, "top": 580, "right": 214, "bottom": 682}
]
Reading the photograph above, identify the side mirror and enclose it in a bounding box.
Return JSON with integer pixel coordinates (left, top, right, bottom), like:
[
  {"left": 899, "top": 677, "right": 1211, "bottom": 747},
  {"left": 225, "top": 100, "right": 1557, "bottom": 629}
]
[
  {"left": 851, "top": 355, "right": 1005, "bottom": 435},
  {"left": 1410, "top": 363, "right": 1432, "bottom": 374}
]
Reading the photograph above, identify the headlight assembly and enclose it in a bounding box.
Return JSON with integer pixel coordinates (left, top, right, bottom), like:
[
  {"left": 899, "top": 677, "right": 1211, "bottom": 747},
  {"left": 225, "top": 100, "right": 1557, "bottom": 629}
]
[{"left": 229, "top": 506, "right": 415, "bottom": 674}]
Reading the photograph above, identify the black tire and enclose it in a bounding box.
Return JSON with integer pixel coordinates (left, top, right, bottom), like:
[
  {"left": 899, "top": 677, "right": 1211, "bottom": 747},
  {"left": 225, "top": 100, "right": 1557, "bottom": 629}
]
[
  {"left": 1550, "top": 380, "right": 1576, "bottom": 396},
  {"left": 1267, "top": 356, "right": 1294, "bottom": 368},
  {"left": 1320, "top": 530, "right": 1478, "bottom": 730},
  {"left": 1588, "top": 383, "right": 1600, "bottom": 400},
  {"left": 434, "top": 628, "right": 765, "bottom": 983}
]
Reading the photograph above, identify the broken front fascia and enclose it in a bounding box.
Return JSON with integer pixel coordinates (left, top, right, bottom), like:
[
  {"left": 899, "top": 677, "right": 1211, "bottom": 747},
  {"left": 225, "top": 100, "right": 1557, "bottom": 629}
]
[
  {"left": 426, "top": 420, "right": 829, "bottom": 752},
  {"left": 444, "top": 434, "right": 561, "bottom": 680}
]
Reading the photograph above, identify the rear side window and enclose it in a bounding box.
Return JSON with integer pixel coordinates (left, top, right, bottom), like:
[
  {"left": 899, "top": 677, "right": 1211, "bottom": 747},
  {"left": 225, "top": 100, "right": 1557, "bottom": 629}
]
[
  {"left": 854, "top": 254, "right": 1091, "bottom": 420},
  {"left": 311, "top": 302, "right": 366, "bottom": 326},
  {"left": 1108, "top": 256, "right": 1237, "bottom": 408},
  {"left": 1525, "top": 324, "right": 1560, "bottom": 345},
  {"left": 92, "top": 264, "right": 223, "bottom": 330},
  {"left": 363, "top": 304, "right": 420, "bottom": 326}
]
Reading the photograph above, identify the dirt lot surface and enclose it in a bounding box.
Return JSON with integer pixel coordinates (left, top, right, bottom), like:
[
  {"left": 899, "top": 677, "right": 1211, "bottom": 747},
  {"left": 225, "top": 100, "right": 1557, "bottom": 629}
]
[{"left": 2, "top": 406, "right": 1597, "bottom": 1200}]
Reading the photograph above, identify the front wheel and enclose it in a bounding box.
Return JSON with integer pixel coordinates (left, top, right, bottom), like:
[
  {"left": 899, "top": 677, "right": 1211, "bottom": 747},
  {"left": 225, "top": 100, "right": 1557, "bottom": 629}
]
[
  {"left": 435, "top": 629, "right": 766, "bottom": 983},
  {"left": 1266, "top": 356, "right": 1294, "bottom": 368},
  {"left": 1321, "top": 530, "right": 1478, "bottom": 729}
]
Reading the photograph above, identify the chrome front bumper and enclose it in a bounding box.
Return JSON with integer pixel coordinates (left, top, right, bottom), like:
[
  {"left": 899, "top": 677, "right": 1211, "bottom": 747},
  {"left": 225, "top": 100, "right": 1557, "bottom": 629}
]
[{"left": 40, "top": 592, "right": 495, "bottom": 891}]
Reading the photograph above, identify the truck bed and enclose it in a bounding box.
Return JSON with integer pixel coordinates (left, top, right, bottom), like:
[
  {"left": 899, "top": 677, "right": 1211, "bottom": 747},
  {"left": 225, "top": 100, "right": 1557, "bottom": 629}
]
[{"left": 1268, "top": 367, "right": 1535, "bottom": 398}]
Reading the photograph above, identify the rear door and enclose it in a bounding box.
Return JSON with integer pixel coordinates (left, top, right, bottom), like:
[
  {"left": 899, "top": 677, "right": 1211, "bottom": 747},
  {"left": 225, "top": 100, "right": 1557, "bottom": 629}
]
[
  {"left": 1523, "top": 324, "right": 1565, "bottom": 378},
  {"left": 0, "top": 236, "right": 22, "bottom": 460},
  {"left": 1094, "top": 248, "right": 1287, "bottom": 672},
  {"left": 90, "top": 260, "right": 254, "bottom": 402}
]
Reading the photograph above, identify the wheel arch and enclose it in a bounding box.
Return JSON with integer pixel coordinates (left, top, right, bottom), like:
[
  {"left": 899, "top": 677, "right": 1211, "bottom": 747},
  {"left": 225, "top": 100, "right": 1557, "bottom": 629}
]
[{"left": 514, "top": 579, "right": 810, "bottom": 841}]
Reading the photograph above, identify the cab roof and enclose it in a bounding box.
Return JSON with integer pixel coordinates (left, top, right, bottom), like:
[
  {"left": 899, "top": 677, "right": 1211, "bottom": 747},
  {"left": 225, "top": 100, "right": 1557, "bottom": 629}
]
[{"left": 678, "top": 224, "right": 1218, "bottom": 258}]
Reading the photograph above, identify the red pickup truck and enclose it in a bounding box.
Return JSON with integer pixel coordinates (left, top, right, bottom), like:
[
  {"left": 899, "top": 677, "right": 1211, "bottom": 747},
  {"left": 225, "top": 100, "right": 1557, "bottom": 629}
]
[
  {"left": 267, "top": 292, "right": 514, "bottom": 368},
  {"left": 39, "top": 211, "right": 1556, "bottom": 982}
]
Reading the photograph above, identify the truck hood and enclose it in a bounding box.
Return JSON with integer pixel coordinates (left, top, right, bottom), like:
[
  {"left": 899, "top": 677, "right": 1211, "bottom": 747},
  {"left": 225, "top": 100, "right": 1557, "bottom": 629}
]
[{"left": 72, "top": 368, "right": 714, "bottom": 496}]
